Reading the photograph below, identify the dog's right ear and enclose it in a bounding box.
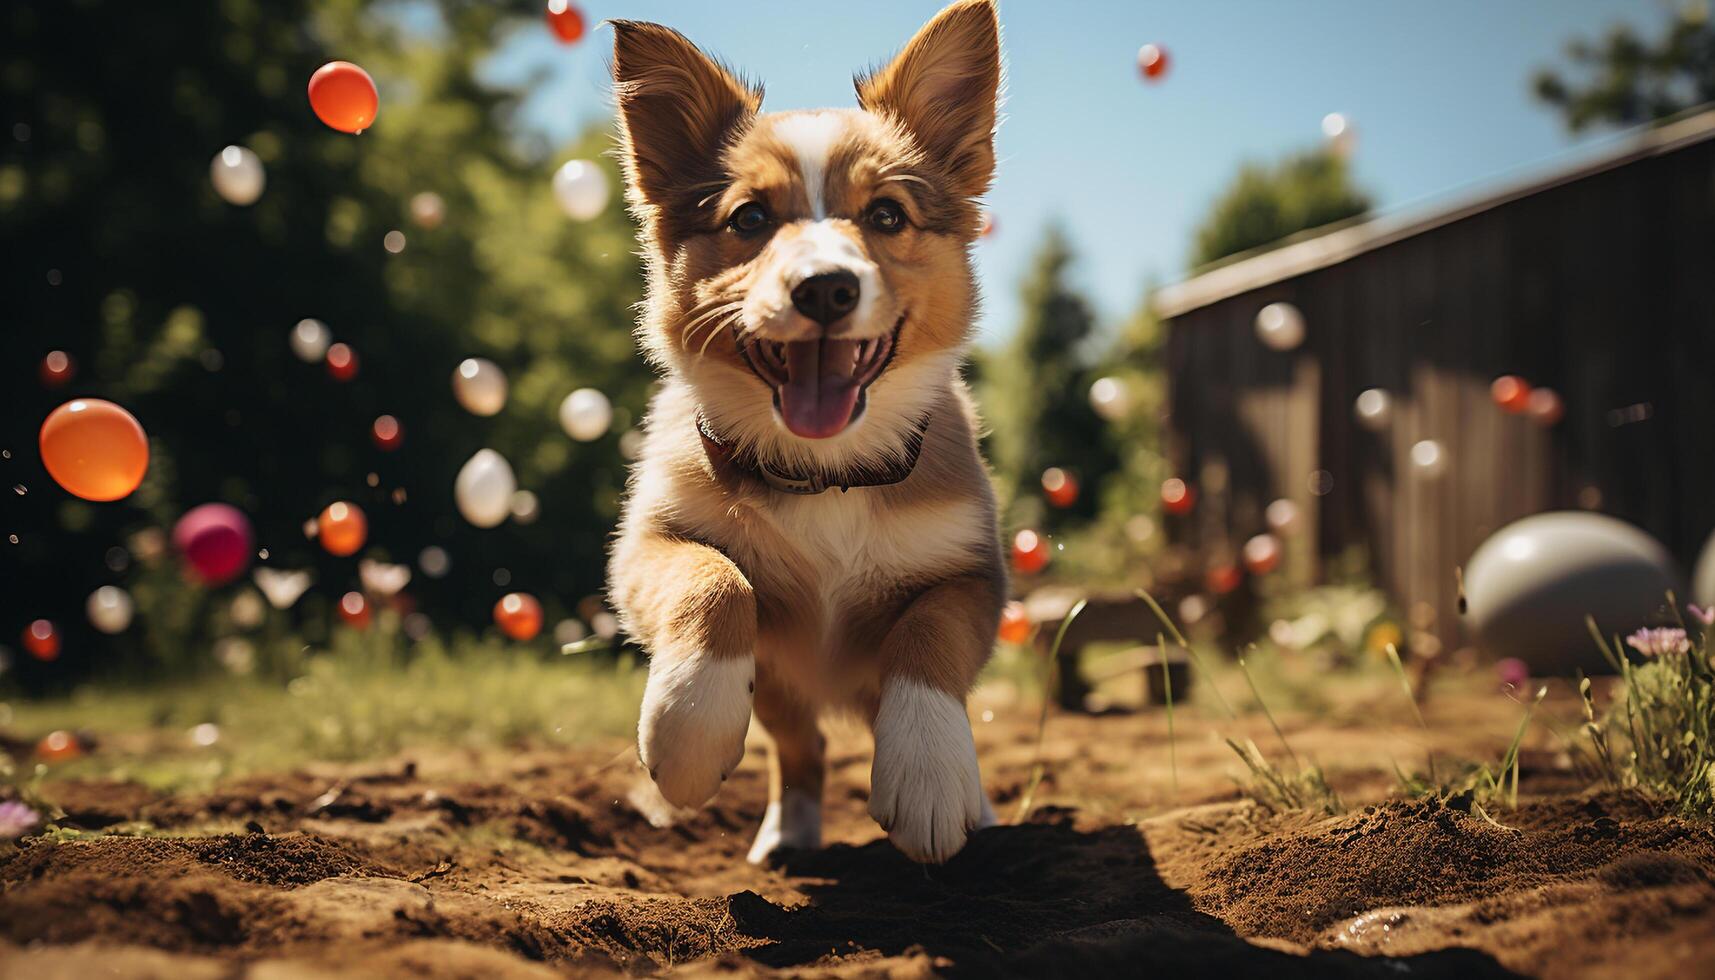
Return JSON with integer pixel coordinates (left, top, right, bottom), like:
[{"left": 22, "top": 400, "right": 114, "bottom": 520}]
[{"left": 611, "top": 21, "right": 762, "bottom": 210}]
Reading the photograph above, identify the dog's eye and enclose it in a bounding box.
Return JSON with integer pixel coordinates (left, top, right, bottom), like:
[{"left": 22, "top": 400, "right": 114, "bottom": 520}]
[
  {"left": 727, "top": 203, "right": 770, "bottom": 236},
  {"left": 866, "top": 199, "right": 906, "bottom": 234}
]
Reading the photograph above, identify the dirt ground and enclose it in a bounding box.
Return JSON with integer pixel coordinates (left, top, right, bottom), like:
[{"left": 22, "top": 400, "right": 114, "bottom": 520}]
[{"left": 3, "top": 681, "right": 1714, "bottom": 979}]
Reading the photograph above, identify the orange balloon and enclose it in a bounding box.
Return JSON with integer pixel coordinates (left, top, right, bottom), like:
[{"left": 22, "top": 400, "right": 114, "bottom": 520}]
[
  {"left": 308, "top": 61, "right": 379, "bottom": 134},
  {"left": 318, "top": 501, "right": 368, "bottom": 557},
  {"left": 36, "top": 730, "right": 83, "bottom": 763},
  {"left": 338, "top": 590, "right": 371, "bottom": 628},
  {"left": 998, "top": 600, "right": 1032, "bottom": 645},
  {"left": 1491, "top": 375, "right": 1531, "bottom": 413},
  {"left": 494, "top": 592, "right": 544, "bottom": 641},
  {"left": 39, "top": 399, "right": 150, "bottom": 501},
  {"left": 545, "top": 1, "right": 586, "bottom": 44}
]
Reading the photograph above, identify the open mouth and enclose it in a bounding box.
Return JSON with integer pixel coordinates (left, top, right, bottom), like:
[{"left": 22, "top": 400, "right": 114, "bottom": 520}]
[{"left": 740, "top": 316, "right": 902, "bottom": 439}]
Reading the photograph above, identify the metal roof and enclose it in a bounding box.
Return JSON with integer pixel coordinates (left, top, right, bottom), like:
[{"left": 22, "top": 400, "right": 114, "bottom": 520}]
[{"left": 1152, "top": 107, "right": 1715, "bottom": 320}]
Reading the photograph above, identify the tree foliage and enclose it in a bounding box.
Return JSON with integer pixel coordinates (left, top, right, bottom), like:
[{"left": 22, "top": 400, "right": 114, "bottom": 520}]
[
  {"left": 1533, "top": 6, "right": 1715, "bottom": 132},
  {"left": 1190, "top": 149, "right": 1371, "bottom": 269}
]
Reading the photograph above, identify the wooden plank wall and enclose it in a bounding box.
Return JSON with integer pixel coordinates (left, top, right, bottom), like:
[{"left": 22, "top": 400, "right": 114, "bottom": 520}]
[{"left": 1163, "top": 138, "right": 1715, "bottom": 651}]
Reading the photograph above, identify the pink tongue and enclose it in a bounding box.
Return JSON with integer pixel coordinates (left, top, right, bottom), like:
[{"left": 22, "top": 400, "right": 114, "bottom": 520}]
[{"left": 779, "top": 339, "right": 863, "bottom": 439}]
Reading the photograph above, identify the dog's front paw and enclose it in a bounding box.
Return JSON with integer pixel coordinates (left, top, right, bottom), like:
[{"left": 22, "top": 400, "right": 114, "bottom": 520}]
[
  {"left": 638, "top": 654, "right": 754, "bottom": 808},
  {"left": 868, "top": 679, "right": 985, "bottom": 864}
]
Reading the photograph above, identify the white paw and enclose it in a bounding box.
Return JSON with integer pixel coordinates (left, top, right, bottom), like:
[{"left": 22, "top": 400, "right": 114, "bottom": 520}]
[
  {"left": 637, "top": 654, "right": 754, "bottom": 808},
  {"left": 868, "top": 679, "right": 985, "bottom": 864},
  {"left": 746, "top": 788, "right": 822, "bottom": 864}
]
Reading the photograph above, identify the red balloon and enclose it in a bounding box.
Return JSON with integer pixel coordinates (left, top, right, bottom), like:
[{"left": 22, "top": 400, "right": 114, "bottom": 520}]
[
  {"left": 545, "top": 1, "right": 586, "bottom": 44},
  {"left": 1012, "top": 529, "right": 1051, "bottom": 576},
  {"left": 1491, "top": 375, "right": 1531, "bottom": 413},
  {"left": 494, "top": 592, "right": 544, "bottom": 641},
  {"left": 338, "top": 591, "right": 371, "bottom": 628},
  {"left": 23, "top": 619, "right": 59, "bottom": 662},
  {"left": 39, "top": 350, "right": 75, "bottom": 387},
  {"left": 1242, "top": 533, "right": 1281, "bottom": 575},
  {"left": 1161, "top": 478, "right": 1197, "bottom": 516},
  {"left": 372, "top": 414, "right": 403, "bottom": 451},
  {"left": 1206, "top": 564, "right": 1243, "bottom": 595},
  {"left": 998, "top": 600, "right": 1032, "bottom": 645},
  {"left": 1138, "top": 43, "right": 1169, "bottom": 81},
  {"left": 173, "top": 503, "right": 254, "bottom": 585},
  {"left": 307, "top": 61, "right": 379, "bottom": 134},
  {"left": 36, "top": 730, "right": 83, "bottom": 763},
  {"left": 326, "top": 342, "right": 359, "bottom": 381},
  {"left": 1042, "top": 467, "right": 1079, "bottom": 509}
]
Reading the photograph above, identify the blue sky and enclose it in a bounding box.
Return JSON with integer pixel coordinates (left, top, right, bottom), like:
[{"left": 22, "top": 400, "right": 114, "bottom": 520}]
[{"left": 485, "top": 0, "right": 1666, "bottom": 342}]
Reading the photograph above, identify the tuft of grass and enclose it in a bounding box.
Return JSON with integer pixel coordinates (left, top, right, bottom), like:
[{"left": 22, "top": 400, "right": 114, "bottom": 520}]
[
  {"left": 1226, "top": 737, "right": 1341, "bottom": 816},
  {"left": 1136, "top": 589, "right": 1237, "bottom": 719},
  {"left": 1015, "top": 598, "right": 1088, "bottom": 821},
  {"left": 1158, "top": 632, "right": 1178, "bottom": 794}
]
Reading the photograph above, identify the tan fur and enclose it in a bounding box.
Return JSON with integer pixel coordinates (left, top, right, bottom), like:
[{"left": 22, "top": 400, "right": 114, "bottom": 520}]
[{"left": 608, "top": 1, "right": 1005, "bottom": 864}]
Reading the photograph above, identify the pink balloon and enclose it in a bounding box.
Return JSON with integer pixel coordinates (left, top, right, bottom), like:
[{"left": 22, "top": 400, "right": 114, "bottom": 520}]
[{"left": 173, "top": 503, "right": 254, "bottom": 586}]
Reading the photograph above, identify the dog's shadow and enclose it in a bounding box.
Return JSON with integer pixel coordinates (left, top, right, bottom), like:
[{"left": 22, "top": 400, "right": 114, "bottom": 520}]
[{"left": 732, "top": 808, "right": 1521, "bottom": 978}]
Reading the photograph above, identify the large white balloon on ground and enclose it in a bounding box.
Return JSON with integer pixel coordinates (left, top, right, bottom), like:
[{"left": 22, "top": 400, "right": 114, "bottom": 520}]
[
  {"left": 552, "top": 160, "right": 610, "bottom": 221},
  {"left": 455, "top": 449, "right": 516, "bottom": 528},
  {"left": 1464, "top": 511, "right": 1681, "bottom": 674},
  {"left": 210, "top": 145, "right": 266, "bottom": 205},
  {"left": 453, "top": 358, "right": 507, "bottom": 416},
  {"left": 560, "top": 388, "right": 612, "bottom": 442}
]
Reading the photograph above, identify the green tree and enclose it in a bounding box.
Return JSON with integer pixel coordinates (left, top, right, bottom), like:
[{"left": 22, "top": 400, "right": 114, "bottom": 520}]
[
  {"left": 981, "top": 228, "right": 1117, "bottom": 534},
  {"left": 1533, "top": 5, "right": 1715, "bottom": 132},
  {"left": 1190, "top": 149, "right": 1371, "bottom": 268}
]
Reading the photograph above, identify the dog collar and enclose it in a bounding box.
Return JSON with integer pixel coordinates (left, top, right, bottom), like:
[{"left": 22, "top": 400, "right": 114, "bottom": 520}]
[{"left": 696, "top": 413, "right": 931, "bottom": 495}]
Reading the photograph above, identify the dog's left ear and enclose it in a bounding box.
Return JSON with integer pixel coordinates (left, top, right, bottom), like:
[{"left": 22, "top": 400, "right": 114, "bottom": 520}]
[{"left": 856, "top": 0, "right": 1001, "bottom": 199}]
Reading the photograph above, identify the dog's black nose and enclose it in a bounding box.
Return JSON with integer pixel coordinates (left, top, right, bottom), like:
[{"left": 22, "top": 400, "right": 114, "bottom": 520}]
[{"left": 790, "top": 271, "right": 860, "bottom": 326}]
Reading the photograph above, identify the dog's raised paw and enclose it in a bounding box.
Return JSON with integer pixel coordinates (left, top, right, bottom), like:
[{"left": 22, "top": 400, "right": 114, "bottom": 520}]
[
  {"left": 638, "top": 654, "right": 754, "bottom": 809},
  {"left": 868, "top": 678, "right": 984, "bottom": 864}
]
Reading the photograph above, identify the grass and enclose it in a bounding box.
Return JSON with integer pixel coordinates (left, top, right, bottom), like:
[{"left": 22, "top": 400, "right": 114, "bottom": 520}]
[{"left": 1015, "top": 598, "right": 1087, "bottom": 821}]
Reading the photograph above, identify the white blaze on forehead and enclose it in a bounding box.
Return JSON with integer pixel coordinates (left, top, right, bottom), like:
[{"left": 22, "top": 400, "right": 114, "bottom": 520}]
[{"left": 772, "top": 111, "right": 846, "bottom": 219}]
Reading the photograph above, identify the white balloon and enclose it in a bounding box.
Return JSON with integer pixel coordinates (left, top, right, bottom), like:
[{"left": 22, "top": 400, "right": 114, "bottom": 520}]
[
  {"left": 1322, "top": 112, "right": 1356, "bottom": 158},
  {"left": 86, "top": 586, "right": 134, "bottom": 634},
  {"left": 455, "top": 449, "right": 516, "bottom": 528},
  {"left": 1410, "top": 439, "right": 1447, "bottom": 477},
  {"left": 1255, "top": 302, "right": 1306, "bottom": 351},
  {"left": 560, "top": 388, "right": 613, "bottom": 442},
  {"left": 358, "top": 558, "right": 412, "bottom": 597},
  {"left": 453, "top": 358, "right": 508, "bottom": 417},
  {"left": 1265, "top": 498, "right": 1301, "bottom": 534},
  {"left": 1353, "top": 388, "right": 1392, "bottom": 431},
  {"left": 290, "top": 319, "right": 331, "bottom": 363},
  {"left": 210, "top": 145, "right": 266, "bottom": 205},
  {"left": 552, "top": 160, "right": 610, "bottom": 221},
  {"left": 409, "top": 191, "right": 445, "bottom": 229},
  {"left": 510, "top": 489, "right": 541, "bottom": 525},
  {"left": 1088, "top": 376, "right": 1132, "bottom": 422},
  {"left": 419, "top": 546, "right": 451, "bottom": 579}
]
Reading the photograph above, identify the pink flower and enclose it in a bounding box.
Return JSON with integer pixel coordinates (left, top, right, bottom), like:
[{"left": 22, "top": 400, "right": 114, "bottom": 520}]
[
  {"left": 1626, "top": 627, "right": 1691, "bottom": 658},
  {"left": 1688, "top": 604, "right": 1715, "bottom": 627},
  {"left": 0, "top": 800, "right": 39, "bottom": 840}
]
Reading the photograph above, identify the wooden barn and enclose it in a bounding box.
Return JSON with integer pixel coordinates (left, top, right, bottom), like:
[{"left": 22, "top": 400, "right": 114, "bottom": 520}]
[{"left": 1152, "top": 109, "right": 1715, "bottom": 650}]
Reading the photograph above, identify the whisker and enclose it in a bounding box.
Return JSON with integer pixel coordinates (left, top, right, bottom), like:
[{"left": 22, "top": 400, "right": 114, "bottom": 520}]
[
  {"left": 680, "top": 301, "right": 743, "bottom": 349},
  {"left": 697, "top": 312, "right": 743, "bottom": 358}
]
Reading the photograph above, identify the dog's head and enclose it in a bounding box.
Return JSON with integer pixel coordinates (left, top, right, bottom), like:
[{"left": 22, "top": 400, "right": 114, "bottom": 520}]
[{"left": 612, "top": 1, "right": 1000, "bottom": 454}]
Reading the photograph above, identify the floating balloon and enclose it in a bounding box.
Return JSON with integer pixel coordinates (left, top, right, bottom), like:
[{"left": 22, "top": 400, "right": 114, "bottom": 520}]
[
  {"left": 1243, "top": 534, "right": 1282, "bottom": 575},
  {"left": 1255, "top": 302, "right": 1306, "bottom": 351},
  {"left": 998, "top": 600, "right": 1031, "bottom": 645},
  {"left": 455, "top": 449, "right": 516, "bottom": 528},
  {"left": 452, "top": 358, "right": 507, "bottom": 416},
  {"left": 559, "top": 388, "right": 612, "bottom": 442},
  {"left": 338, "top": 591, "right": 371, "bottom": 629},
  {"left": 1206, "top": 564, "right": 1243, "bottom": 595},
  {"left": 86, "top": 586, "right": 134, "bottom": 634},
  {"left": 291, "top": 319, "right": 331, "bottom": 363},
  {"left": 545, "top": 0, "right": 586, "bottom": 44},
  {"left": 1088, "top": 376, "right": 1132, "bottom": 422},
  {"left": 209, "top": 145, "right": 266, "bottom": 205},
  {"left": 1011, "top": 529, "right": 1050, "bottom": 576},
  {"left": 494, "top": 592, "right": 544, "bottom": 641},
  {"left": 326, "top": 342, "right": 358, "bottom": 381},
  {"left": 1410, "top": 439, "right": 1447, "bottom": 477},
  {"left": 552, "top": 159, "right": 610, "bottom": 221},
  {"left": 409, "top": 191, "right": 445, "bottom": 229},
  {"left": 419, "top": 545, "right": 451, "bottom": 579},
  {"left": 1526, "top": 387, "right": 1563, "bottom": 427},
  {"left": 383, "top": 230, "right": 407, "bottom": 254},
  {"left": 1041, "top": 467, "right": 1079, "bottom": 509},
  {"left": 1321, "top": 113, "right": 1356, "bottom": 158},
  {"left": 1490, "top": 375, "right": 1531, "bottom": 413},
  {"left": 254, "top": 567, "right": 313, "bottom": 609},
  {"left": 1265, "top": 498, "right": 1300, "bottom": 535},
  {"left": 39, "top": 399, "right": 150, "bottom": 502},
  {"left": 22, "top": 620, "right": 58, "bottom": 661},
  {"left": 359, "top": 558, "right": 411, "bottom": 597},
  {"left": 318, "top": 501, "right": 368, "bottom": 557},
  {"left": 1137, "top": 43, "right": 1169, "bottom": 81},
  {"left": 39, "top": 350, "right": 75, "bottom": 387},
  {"left": 510, "top": 489, "right": 541, "bottom": 525},
  {"left": 1353, "top": 388, "right": 1392, "bottom": 431},
  {"left": 1465, "top": 511, "right": 1681, "bottom": 673},
  {"left": 307, "top": 61, "right": 379, "bottom": 134},
  {"left": 372, "top": 414, "right": 403, "bottom": 451},
  {"left": 1161, "top": 478, "right": 1196, "bottom": 516},
  {"left": 36, "top": 730, "right": 82, "bottom": 763},
  {"left": 173, "top": 503, "right": 254, "bottom": 585}
]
